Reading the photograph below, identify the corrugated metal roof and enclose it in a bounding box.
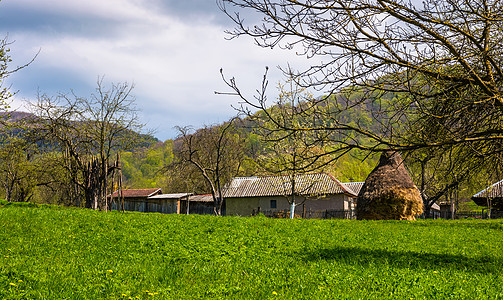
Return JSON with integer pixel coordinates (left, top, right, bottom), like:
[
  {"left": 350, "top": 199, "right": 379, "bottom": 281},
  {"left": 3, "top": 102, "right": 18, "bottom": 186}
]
[
  {"left": 109, "top": 188, "right": 162, "bottom": 198},
  {"left": 189, "top": 194, "right": 214, "bottom": 202},
  {"left": 472, "top": 179, "right": 503, "bottom": 199},
  {"left": 223, "top": 173, "right": 356, "bottom": 198},
  {"left": 148, "top": 193, "right": 192, "bottom": 199},
  {"left": 342, "top": 182, "right": 365, "bottom": 196}
]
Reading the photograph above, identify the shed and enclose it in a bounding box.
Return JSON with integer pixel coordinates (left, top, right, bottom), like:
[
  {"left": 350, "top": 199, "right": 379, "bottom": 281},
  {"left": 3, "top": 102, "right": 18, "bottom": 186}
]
[
  {"left": 472, "top": 179, "right": 503, "bottom": 211},
  {"left": 109, "top": 188, "right": 162, "bottom": 212},
  {"left": 183, "top": 194, "right": 215, "bottom": 215},
  {"left": 148, "top": 193, "right": 192, "bottom": 214},
  {"left": 109, "top": 189, "right": 193, "bottom": 214}
]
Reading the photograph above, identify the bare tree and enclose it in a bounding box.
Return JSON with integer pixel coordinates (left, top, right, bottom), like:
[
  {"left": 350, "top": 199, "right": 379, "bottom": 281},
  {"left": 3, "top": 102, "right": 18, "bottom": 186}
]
[
  {"left": 31, "top": 78, "right": 144, "bottom": 210},
  {"left": 0, "top": 137, "right": 35, "bottom": 202},
  {"left": 0, "top": 36, "right": 12, "bottom": 111},
  {"left": 405, "top": 147, "right": 477, "bottom": 217},
  {"left": 218, "top": 0, "right": 503, "bottom": 168},
  {"left": 173, "top": 119, "right": 245, "bottom": 216},
  {"left": 0, "top": 35, "right": 36, "bottom": 111},
  {"left": 246, "top": 79, "right": 331, "bottom": 218}
]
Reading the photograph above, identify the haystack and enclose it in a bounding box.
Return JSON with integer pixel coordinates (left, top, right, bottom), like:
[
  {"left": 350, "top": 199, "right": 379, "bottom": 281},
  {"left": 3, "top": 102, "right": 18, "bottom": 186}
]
[{"left": 357, "top": 151, "right": 423, "bottom": 220}]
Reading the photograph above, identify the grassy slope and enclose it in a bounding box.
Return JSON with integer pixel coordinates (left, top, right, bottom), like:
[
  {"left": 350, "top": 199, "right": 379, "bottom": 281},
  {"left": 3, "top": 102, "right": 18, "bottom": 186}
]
[{"left": 1, "top": 203, "right": 503, "bottom": 299}]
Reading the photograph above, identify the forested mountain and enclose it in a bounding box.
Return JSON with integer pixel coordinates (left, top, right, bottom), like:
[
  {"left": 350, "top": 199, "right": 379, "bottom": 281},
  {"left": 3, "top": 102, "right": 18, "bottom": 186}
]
[
  {"left": 0, "top": 96, "right": 487, "bottom": 213},
  {"left": 0, "top": 111, "right": 159, "bottom": 149},
  {"left": 120, "top": 95, "right": 381, "bottom": 196},
  {"left": 0, "top": 109, "right": 159, "bottom": 206}
]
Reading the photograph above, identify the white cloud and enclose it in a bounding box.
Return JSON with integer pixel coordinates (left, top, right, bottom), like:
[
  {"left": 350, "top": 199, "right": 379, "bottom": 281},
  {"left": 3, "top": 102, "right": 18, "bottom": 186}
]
[{"left": 2, "top": 0, "right": 318, "bottom": 140}]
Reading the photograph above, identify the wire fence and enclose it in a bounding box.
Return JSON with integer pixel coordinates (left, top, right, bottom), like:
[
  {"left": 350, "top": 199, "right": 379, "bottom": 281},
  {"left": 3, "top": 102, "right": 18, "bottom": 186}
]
[
  {"left": 253, "top": 209, "right": 356, "bottom": 219},
  {"left": 420, "top": 210, "right": 503, "bottom": 219},
  {"left": 252, "top": 209, "right": 503, "bottom": 220}
]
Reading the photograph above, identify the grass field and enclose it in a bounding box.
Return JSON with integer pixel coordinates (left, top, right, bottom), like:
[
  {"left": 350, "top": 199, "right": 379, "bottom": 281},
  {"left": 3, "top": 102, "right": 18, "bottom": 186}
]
[{"left": 1, "top": 201, "right": 503, "bottom": 299}]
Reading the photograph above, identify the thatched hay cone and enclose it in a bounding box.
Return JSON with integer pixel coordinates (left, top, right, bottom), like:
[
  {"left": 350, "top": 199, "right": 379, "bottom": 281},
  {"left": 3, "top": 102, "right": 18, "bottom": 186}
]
[{"left": 357, "top": 151, "right": 423, "bottom": 220}]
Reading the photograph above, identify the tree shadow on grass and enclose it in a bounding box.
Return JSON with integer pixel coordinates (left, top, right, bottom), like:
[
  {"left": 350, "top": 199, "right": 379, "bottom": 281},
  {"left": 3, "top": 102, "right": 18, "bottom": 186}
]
[{"left": 301, "top": 245, "right": 502, "bottom": 274}]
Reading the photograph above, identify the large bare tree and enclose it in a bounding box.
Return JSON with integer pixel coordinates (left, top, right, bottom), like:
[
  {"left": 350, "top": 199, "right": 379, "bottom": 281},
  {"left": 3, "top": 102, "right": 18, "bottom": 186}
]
[
  {"left": 218, "top": 0, "right": 503, "bottom": 167},
  {"left": 173, "top": 119, "right": 245, "bottom": 216},
  {"left": 31, "top": 78, "right": 144, "bottom": 210},
  {"left": 245, "top": 79, "right": 332, "bottom": 218}
]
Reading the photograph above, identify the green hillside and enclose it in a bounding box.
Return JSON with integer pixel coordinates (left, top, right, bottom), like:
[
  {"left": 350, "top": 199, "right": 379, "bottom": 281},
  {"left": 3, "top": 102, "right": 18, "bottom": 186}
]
[{"left": 1, "top": 202, "right": 502, "bottom": 299}]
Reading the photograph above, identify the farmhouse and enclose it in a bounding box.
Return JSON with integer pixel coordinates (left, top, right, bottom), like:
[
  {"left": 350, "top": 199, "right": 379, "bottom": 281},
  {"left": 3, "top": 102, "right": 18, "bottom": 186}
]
[{"left": 223, "top": 173, "right": 358, "bottom": 218}]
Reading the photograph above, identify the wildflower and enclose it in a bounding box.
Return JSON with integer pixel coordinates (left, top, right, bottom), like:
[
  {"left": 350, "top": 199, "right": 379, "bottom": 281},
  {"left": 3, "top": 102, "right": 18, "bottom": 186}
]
[
  {"left": 108, "top": 270, "right": 113, "bottom": 273},
  {"left": 272, "top": 291, "right": 278, "bottom": 295},
  {"left": 9, "top": 282, "right": 16, "bottom": 286},
  {"left": 433, "top": 271, "right": 438, "bottom": 274}
]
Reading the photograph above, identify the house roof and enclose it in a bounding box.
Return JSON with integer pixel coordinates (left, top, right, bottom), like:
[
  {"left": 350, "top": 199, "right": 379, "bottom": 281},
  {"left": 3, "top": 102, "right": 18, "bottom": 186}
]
[
  {"left": 109, "top": 188, "right": 162, "bottom": 198},
  {"left": 472, "top": 179, "right": 503, "bottom": 199},
  {"left": 343, "top": 182, "right": 365, "bottom": 196},
  {"left": 188, "top": 194, "right": 214, "bottom": 202},
  {"left": 223, "top": 173, "right": 357, "bottom": 198},
  {"left": 472, "top": 179, "right": 503, "bottom": 209},
  {"left": 148, "top": 193, "right": 192, "bottom": 199}
]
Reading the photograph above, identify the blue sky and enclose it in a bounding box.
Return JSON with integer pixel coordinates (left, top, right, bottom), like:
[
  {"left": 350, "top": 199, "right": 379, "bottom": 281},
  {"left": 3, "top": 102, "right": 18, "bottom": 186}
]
[{"left": 0, "top": 0, "right": 313, "bottom": 140}]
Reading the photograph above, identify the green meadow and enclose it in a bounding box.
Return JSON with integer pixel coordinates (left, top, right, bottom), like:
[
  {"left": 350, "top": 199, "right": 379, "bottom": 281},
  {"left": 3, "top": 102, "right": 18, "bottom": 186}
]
[{"left": 1, "top": 202, "right": 502, "bottom": 299}]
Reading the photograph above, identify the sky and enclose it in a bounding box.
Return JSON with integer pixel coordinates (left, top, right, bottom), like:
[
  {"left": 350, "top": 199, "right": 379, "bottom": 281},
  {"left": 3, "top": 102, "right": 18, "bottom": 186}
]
[{"left": 0, "top": 0, "right": 314, "bottom": 141}]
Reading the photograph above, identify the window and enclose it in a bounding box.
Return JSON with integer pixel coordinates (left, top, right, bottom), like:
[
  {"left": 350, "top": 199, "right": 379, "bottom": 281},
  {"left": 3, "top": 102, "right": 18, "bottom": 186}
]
[{"left": 270, "top": 200, "right": 277, "bottom": 209}]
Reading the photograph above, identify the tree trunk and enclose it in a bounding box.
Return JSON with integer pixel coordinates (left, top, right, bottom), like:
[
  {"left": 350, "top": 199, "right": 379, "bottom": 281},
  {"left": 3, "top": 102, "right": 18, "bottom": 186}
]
[{"left": 289, "top": 201, "right": 296, "bottom": 219}]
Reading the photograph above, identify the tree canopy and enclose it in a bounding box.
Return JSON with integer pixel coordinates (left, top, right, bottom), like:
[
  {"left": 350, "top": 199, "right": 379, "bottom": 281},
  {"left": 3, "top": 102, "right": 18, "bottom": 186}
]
[{"left": 219, "top": 0, "right": 503, "bottom": 161}]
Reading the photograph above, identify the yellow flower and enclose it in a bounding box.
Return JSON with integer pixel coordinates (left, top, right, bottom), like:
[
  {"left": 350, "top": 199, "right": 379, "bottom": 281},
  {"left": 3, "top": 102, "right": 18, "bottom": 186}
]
[
  {"left": 107, "top": 270, "right": 113, "bottom": 273},
  {"left": 272, "top": 291, "right": 278, "bottom": 295},
  {"left": 9, "top": 282, "right": 16, "bottom": 286}
]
